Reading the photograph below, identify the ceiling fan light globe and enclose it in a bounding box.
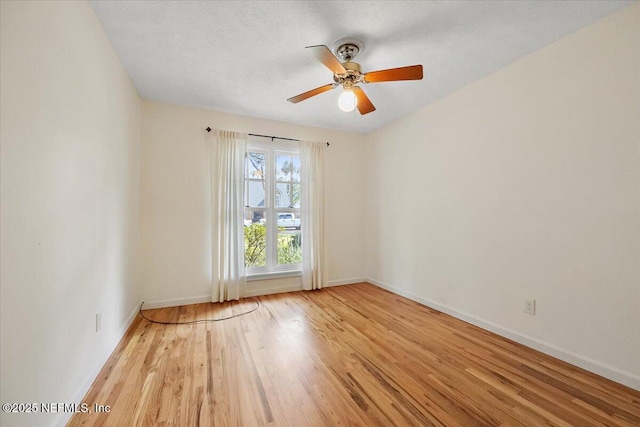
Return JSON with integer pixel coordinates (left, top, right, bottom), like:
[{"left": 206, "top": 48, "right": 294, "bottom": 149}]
[{"left": 338, "top": 89, "right": 358, "bottom": 112}]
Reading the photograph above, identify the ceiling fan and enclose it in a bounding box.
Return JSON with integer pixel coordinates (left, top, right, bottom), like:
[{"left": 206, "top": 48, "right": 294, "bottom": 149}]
[{"left": 287, "top": 39, "right": 423, "bottom": 115}]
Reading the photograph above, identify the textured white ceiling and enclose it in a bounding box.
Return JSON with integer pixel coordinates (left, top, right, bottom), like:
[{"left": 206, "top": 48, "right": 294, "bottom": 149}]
[{"left": 89, "top": 1, "right": 634, "bottom": 134}]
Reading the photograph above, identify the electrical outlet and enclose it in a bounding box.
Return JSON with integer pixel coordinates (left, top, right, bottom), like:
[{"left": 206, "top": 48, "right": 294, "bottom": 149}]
[
  {"left": 524, "top": 299, "right": 536, "bottom": 315},
  {"left": 96, "top": 313, "right": 102, "bottom": 332}
]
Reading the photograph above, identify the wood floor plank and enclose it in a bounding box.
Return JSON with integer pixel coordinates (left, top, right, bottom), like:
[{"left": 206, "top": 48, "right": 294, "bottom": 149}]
[{"left": 68, "top": 283, "right": 640, "bottom": 426}]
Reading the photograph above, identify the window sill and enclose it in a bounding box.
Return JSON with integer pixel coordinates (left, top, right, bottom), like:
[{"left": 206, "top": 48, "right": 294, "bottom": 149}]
[{"left": 246, "top": 270, "right": 301, "bottom": 282}]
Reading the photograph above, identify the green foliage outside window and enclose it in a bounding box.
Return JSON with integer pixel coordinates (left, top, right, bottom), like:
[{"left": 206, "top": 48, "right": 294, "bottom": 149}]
[
  {"left": 244, "top": 223, "right": 266, "bottom": 267},
  {"left": 277, "top": 232, "right": 302, "bottom": 265},
  {"left": 244, "top": 223, "right": 302, "bottom": 267}
]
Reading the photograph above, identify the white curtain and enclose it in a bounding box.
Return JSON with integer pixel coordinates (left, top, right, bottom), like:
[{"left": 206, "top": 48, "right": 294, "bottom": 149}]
[
  {"left": 300, "top": 141, "right": 327, "bottom": 290},
  {"left": 208, "top": 130, "right": 247, "bottom": 302}
]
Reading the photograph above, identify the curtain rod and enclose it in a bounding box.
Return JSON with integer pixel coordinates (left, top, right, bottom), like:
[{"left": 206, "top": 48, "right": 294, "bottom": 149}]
[{"left": 206, "top": 127, "right": 329, "bottom": 146}]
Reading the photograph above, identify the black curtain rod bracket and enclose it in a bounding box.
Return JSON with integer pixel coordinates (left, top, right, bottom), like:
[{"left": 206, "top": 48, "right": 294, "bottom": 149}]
[{"left": 206, "top": 127, "right": 329, "bottom": 146}]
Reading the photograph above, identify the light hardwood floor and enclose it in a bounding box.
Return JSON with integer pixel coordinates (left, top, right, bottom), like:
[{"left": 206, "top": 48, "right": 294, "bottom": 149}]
[{"left": 69, "top": 283, "right": 640, "bottom": 426}]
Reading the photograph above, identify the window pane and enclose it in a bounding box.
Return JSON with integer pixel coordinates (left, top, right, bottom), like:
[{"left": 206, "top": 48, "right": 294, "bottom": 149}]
[
  {"left": 277, "top": 229, "right": 301, "bottom": 265},
  {"left": 247, "top": 181, "right": 266, "bottom": 208},
  {"left": 244, "top": 210, "right": 266, "bottom": 268},
  {"left": 291, "top": 156, "right": 301, "bottom": 183},
  {"left": 276, "top": 211, "right": 300, "bottom": 229},
  {"left": 275, "top": 155, "right": 291, "bottom": 181},
  {"left": 290, "top": 183, "right": 300, "bottom": 208},
  {"left": 243, "top": 210, "right": 266, "bottom": 227},
  {"left": 275, "top": 183, "right": 300, "bottom": 208},
  {"left": 246, "top": 152, "right": 265, "bottom": 179},
  {"left": 275, "top": 183, "right": 289, "bottom": 208}
]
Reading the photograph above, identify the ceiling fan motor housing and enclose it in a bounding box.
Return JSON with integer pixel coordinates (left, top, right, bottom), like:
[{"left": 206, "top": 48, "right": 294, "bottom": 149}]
[{"left": 333, "top": 63, "right": 363, "bottom": 87}]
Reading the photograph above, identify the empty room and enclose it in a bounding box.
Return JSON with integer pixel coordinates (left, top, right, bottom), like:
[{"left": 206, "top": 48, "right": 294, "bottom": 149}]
[{"left": 1, "top": 1, "right": 639, "bottom": 426}]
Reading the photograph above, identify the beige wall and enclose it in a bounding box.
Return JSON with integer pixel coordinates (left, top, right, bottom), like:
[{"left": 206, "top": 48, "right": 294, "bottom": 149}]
[
  {"left": 366, "top": 3, "right": 640, "bottom": 389},
  {"left": 140, "top": 100, "right": 367, "bottom": 305},
  {"left": 0, "top": 2, "right": 141, "bottom": 426}
]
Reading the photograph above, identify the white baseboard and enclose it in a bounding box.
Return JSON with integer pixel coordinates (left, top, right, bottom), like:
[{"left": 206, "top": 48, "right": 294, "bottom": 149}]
[
  {"left": 245, "top": 276, "right": 365, "bottom": 296},
  {"left": 327, "top": 277, "right": 367, "bottom": 287},
  {"left": 245, "top": 277, "right": 363, "bottom": 296},
  {"left": 247, "top": 284, "right": 302, "bottom": 297},
  {"left": 53, "top": 303, "right": 139, "bottom": 427},
  {"left": 142, "top": 295, "right": 211, "bottom": 310},
  {"left": 367, "top": 277, "right": 640, "bottom": 392}
]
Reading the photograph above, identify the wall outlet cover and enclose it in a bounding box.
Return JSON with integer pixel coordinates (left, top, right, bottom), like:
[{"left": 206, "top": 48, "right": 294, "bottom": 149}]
[{"left": 524, "top": 299, "right": 536, "bottom": 315}]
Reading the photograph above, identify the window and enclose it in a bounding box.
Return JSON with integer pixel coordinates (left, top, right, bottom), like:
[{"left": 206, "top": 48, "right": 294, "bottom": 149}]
[{"left": 244, "top": 141, "right": 301, "bottom": 275}]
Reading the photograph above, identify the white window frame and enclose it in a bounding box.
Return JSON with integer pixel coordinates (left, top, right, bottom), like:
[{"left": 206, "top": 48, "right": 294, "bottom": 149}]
[{"left": 244, "top": 139, "right": 301, "bottom": 277}]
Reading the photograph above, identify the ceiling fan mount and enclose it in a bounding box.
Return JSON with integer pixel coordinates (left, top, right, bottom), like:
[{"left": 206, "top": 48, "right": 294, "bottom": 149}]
[
  {"left": 287, "top": 38, "right": 423, "bottom": 115},
  {"left": 333, "top": 38, "right": 364, "bottom": 62}
]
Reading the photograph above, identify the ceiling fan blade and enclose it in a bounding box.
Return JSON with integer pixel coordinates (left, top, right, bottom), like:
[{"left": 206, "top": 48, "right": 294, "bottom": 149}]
[
  {"left": 352, "top": 86, "right": 376, "bottom": 115},
  {"left": 306, "top": 45, "right": 347, "bottom": 75},
  {"left": 364, "top": 65, "right": 423, "bottom": 83},
  {"left": 287, "top": 83, "right": 337, "bottom": 103}
]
